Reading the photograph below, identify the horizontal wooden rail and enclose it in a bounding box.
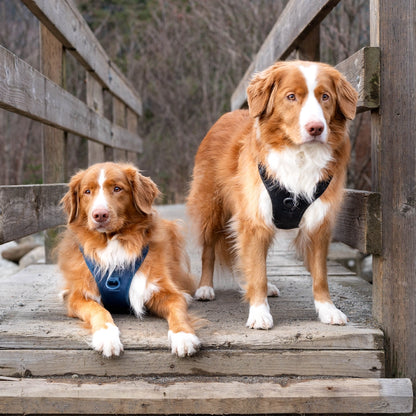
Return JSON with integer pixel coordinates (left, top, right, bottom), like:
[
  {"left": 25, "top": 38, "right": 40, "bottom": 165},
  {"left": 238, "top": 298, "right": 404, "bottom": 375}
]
[
  {"left": 22, "top": 0, "right": 142, "bottom": 116},
  {"left": 334, "top": 189, "right": 381, "bottom": 255},
  {"left": 231, "top": 0, "right": 340, "bottom": 110},
  {"left": 0, "top": 45, "right": 143, "bottom": 153},
  {"left": 0, "top": 184, "right": 67, "bottom": 244}
]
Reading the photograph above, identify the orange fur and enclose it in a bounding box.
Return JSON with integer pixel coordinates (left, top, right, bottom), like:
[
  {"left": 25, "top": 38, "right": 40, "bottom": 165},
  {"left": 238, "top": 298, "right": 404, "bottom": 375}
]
[
  {"left": 187, "top": 61, "right": 358, "bottom": 327},
  {"left": 58, "top": 162, "right": 199, "bottom": 357}
]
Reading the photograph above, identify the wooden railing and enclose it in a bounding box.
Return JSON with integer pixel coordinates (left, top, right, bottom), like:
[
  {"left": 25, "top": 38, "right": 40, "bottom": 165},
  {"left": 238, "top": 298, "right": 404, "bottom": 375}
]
[
  {"left": 231, "top": 0, "right": 416, "bottom": 397},
  {"left": 0, "top": 0, "right": 143, "bottom": 248}
]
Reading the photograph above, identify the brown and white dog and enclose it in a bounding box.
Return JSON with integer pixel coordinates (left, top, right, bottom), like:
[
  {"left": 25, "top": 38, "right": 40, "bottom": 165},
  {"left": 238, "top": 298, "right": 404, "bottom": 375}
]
[
  {"left": 187, "top": 60, "right": 358, "bottom": 329},
  {"left": 58, "top": 162, "right": 200, "bottom": 357}
]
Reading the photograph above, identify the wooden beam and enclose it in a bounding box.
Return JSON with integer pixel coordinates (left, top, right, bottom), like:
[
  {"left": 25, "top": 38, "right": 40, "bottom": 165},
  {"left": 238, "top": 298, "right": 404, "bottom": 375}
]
[
  {"left": 0, "top": 185, "right": 66, "bottom": 244},
  {"left": 370, "top": 0, "right": 416, "bottom": 387},
  {"left": 0, "top": 377, "right": 412, "bottom": 415},
  {"left": 0, "top": 45, "right": 142, "bottom": 153},
  {"left": 333, "top": 189, "right": 381, "bottom": 255},
  {"left": 21, "top": 0, "right": 142, "bottom": 116},
  {"left": 231, "top": 0, "right": 340, "bottom": 110}
]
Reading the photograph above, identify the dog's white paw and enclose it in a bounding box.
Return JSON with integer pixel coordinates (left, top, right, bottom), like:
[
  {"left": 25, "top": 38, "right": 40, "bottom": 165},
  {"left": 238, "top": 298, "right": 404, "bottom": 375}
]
[
  {"left": 246, "top": 301, "right": 273, "bottom": 329},
  {"left": 194, "top": 286, "right": 215, "bottom": 301},
  {"left": 315, "top": 301, "right": 348, "bottom": 325},
  {"left": 92, "top": 323, "right": 123, "bottom": 357},
  {"left": 267, "top": 282, "right": 280, "bottom": 297},
  {"left": 168, "top": 331, "right": 201, "bottom": 357}
]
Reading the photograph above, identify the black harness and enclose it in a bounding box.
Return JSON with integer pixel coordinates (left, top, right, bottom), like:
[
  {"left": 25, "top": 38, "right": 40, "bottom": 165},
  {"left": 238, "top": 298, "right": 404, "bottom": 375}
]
[{"left": 258, "top": 164, "right": 332, "bottom": 230}]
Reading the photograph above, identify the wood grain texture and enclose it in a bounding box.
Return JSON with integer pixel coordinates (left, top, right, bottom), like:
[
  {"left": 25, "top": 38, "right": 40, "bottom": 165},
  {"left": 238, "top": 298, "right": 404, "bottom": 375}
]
[
  {"left": 370, "top": 0, "right": 416, "bottom": 387},
  {"left": 0, "top": 184, "right": 66, "bottom": 244},
  {"left": 22, "top": 0, "right": 142, "bottom": 115},
  {"left": 0, "top": 377, "right": 412, "bottom": 415},
  {"left": 334, "top": 189, "right": 382, "bottom": 255},
  {"left": 0, "top": 44, "right": 142, "bottom": 153},
  {"left": 231, "top": 0, "right": 340, "bottom": 110}
]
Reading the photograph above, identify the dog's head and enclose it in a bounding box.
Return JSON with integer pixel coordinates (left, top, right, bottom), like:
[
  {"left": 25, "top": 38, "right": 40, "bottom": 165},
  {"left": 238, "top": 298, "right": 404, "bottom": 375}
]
[
  {"left": 247, "top": 61, "right": 358, "bottom": 145},
  {"left": 61, "top": 162, "right": 160, "bottom": 233}
]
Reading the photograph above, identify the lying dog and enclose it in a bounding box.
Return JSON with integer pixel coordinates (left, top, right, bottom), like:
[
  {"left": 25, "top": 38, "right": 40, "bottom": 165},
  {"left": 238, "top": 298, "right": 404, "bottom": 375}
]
[
  {"left": 58, "top": 162, "right": 200, "bottom": 357},
  {"left": 187, "top": 60, "right": 358, "bottom": 329}
]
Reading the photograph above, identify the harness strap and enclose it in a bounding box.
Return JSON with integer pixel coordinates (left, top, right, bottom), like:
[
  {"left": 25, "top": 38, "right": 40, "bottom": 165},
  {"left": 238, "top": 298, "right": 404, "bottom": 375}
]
[
  {"left": 258, "top": 164, "right": 332, "bottom": 230},
  {"left": 79, "top": 244, "right": 149, "bottom": 313}
]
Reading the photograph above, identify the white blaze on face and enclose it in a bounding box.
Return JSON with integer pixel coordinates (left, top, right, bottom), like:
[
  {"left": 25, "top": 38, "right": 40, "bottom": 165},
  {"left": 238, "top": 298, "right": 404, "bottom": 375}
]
[
  {"left": 92, "top": 168, "right": 109, "bottom": 211},
  {"left": 298, "top": 65, "right": 328, "bottom": 143}
]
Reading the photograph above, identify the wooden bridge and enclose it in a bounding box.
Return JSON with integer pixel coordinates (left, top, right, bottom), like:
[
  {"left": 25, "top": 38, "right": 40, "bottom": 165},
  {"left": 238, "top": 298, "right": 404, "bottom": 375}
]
[{"left": 0, "top": 0, "right": 414, "bottom": 414}]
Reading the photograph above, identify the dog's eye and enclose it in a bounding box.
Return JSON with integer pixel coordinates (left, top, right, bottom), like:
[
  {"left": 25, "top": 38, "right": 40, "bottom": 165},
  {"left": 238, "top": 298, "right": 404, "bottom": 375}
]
[
  {"left": 114, "top": 186, "right": 122, "bottom": 193},
  {"left": 287, "top": 93, "right": 296, "bottom": 101},
  {"left": 322, "top": 93, "right": 330, "bottom": 101},
  {"left": 84, "top": 189, "right": 91, "bottom": 195}
]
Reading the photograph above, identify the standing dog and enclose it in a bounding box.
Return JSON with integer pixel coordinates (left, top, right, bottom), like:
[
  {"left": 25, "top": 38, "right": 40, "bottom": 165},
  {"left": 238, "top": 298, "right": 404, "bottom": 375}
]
[
  {"left": 58, "top": 162, "right": 200, "bottom": 357},
  {"left": 187, "top": 61, "right": 358, "bottom": 329}
]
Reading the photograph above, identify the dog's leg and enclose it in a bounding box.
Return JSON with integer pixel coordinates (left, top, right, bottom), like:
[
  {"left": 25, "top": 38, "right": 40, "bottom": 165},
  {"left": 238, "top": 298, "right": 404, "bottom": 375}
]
[
  {"left": 67, "top": 292, "right": 123, "bottom": 357},
  {"left": 148, "top": 291, "right": 201, "bottom": 357},
  {"left": 194, "top": 243, "right": 216, "bottom": 300},
  {"left": 238, "top": 225, "right": 274, "bottom": 330},
  {"left": 302, "top": 227, "right": 348, "bottom": 325}
]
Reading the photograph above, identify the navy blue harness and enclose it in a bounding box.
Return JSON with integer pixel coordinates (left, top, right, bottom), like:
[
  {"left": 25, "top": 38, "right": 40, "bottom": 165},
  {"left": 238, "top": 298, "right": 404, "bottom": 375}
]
[
  {"left": 258, "top": 164, "right": 332, "bottom": 230},
  {"left": 79, "top": 245, "right": 149, "bottom": 313}
]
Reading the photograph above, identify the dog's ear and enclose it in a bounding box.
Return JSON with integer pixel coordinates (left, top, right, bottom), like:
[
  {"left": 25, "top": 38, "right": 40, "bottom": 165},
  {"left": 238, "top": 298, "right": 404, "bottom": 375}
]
[
  {"left": 335, "top": 73, "right": 358, "bottom": 120},
  {"left": 124, "top": 165, "right": 160, "bottom": 215},
  {"left": 61, "top": 170, "right": 83, "bottom": 223},
  {"left": 247, "top": 62, "right": 286, "bottom": 118}
]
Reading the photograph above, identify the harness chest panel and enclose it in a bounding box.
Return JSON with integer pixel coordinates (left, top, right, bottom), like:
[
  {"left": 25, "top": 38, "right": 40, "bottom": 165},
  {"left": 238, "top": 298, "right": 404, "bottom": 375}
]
[
  {"left": 80, "top": 245, "right": 149, "bottom": 313},
  {"left": 258, "top": 164, "right": 332, "bottom": 230}
]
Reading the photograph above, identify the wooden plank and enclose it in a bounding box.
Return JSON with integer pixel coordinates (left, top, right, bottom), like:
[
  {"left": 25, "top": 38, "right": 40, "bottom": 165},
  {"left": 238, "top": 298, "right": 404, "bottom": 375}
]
[
  {"left": 112, "top": 96, "right": 127, "bottom": 161},
  {"left": 370, "top": 0, "right": 416, "bottom": 386},
  {"left": 86, "top": 72, "right": 105, "bottom": 165},
  {"left": 0, "top": 377, "right": 412, "bottom": 414},
  {"left": 333, "top": 189, "right": 382, "bottom": 255},
  {"left": 21, "top": 0, "right": 142, "bottom": 116},
  {"left": 0, "top": 349, "right": 384, "bottom": 378},
  {"left": 126, "top": 107, "right": 140, "bottom": 164},
  {"left": 0, "top": 185, "right": 66, "bottom": 244},
  {"left": 231, "top": 0, "right": 340, "bottom": 110},
  {"left": 335, "top": 47, "right": 380, "bottom": 112},
  {"left": 0, "top": 44, "right": 142, "bottom": 153}
]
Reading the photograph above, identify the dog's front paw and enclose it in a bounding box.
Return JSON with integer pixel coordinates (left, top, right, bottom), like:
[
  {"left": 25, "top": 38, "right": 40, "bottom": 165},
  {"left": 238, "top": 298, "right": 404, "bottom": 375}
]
[
  {"left": 168, "top": 331, "right": 201, "bottom": 357},
  {"left": 194, "top": 286, "right": 215, "bottom": 301},
  {"left": 246, "top": 302, "right": 273, "bottom": 329},
  {"left": 315, "top": 301, "right": 348, "bottom": 325},
  {"left": 92, "top": 323, "right": 124, "bottom": 357},
  {"left": 267, "top": 282, "right": 280, "bottom": 297}
]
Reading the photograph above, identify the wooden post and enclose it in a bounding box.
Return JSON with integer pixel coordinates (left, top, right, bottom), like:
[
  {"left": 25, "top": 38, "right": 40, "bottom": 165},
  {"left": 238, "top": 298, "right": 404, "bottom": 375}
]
[
  {"left": 40, "top": 24, "right": 66, "bottom": 263},
  {"left": 86, "top": 73, "right": 105, "bottom": 165},
  {"left": 126, "top": 107, "right": 139, "bottom": 165},
  {"left": 296, "top": 24, "right": 320, "bottom": 61},
  {"left": 370, "top": 0, "right": 416, "bottom": 395},
  {"left": 112, "top": 97, "right": 127, "bottom": 162}
]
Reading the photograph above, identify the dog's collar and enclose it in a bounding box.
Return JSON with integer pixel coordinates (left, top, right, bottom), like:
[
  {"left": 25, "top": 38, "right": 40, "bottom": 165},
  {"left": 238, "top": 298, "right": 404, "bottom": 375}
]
[
  {"left": 79, "top": 244, "right": 149, "bottom": 313},
  {"left": 258, "top": 164, "right": 332, "bottom": 230}
]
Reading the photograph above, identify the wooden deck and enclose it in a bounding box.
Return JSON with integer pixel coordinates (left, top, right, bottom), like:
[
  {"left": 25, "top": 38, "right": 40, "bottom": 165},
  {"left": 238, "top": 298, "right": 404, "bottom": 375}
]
[{"left": 0, "top": 205, "right": 413, "bottom": 414}]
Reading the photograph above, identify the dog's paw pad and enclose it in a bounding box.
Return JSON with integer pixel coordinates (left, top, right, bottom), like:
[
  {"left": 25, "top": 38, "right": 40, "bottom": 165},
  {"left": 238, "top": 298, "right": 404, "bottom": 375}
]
[
  {"left": 92, "top": 323, "right": 123, "bottom": 357},
  {"left": 194, "top": 286, "right": 215, "bottom": 301},
  {"left": 246, "top": 302, "right": 273, "bottom": 329},
  {"left": 168, "top": 331, "right": 201, "bottom": 357},
  {"left": 315, "top": 301, "right": 348, "bottom": 325},
  {"left": 267, "top": 283, "right": 280, "bottom": 297}
]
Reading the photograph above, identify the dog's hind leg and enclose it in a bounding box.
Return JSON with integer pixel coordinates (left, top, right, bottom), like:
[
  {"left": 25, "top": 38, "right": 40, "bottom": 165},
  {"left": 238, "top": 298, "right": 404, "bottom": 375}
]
[{"left": 194, "top": 243, "right": 216, "bottom": 300}]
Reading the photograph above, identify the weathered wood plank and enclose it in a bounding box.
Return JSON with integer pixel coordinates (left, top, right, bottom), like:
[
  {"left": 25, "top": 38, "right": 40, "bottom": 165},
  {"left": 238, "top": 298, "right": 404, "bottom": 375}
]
[
  {"left": 0, "top": 45, "right": 142, "bottom": 153},
  {"left": 334, "top": 189, "right": 382, "bottom": 255},
  {"left": 0, "top": 377, "right": 412, "bottom": 415},
  {"left": 231, "top": 0, "right": 340, "bottom": 110},
  {"left": 0, "top": 349, "right": 384, "bottom": 378},
  {"left": 0, "top": 185, "right": 66, "bottom": 244},
  {"left": 336, "top": 47, "right": 380, "bottom": 112},
  {"left": 22, "top": 0, "right": 142, "bottom": 116},
  {"left": 370, "top": 0, "right": 416, "bottom": 386}
]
